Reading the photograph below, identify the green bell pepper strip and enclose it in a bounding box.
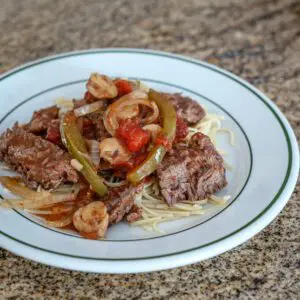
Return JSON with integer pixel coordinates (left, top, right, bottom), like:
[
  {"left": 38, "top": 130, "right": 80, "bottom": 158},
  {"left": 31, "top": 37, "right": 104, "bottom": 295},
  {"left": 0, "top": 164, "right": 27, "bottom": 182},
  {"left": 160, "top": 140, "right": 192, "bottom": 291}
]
[
  {"left": 61, "top": 112, "right": 108, "bottom": 197},
  {"left": 127, "top": 89, "right": 177, "bottom": 184}
]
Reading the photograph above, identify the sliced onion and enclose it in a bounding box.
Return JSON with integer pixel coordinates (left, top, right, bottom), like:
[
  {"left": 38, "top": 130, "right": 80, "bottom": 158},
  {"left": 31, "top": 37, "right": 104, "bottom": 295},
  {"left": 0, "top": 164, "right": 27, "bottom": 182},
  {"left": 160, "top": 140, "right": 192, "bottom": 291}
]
[
  {"left": 74, "top": 101, "right": 105, "bottom": 117},
  {"left": 53, "top": 184, "right": 80, "bottom": 194},
  {"left": 103, "top": 91, "right": 150, "bottom": 135},
  {"left": 45, "top": 214, "right": 74, "bottom": 228},
  {"left": 25, "top": 209, "right": 53, "bottom": 215},
  {"left": 0, "top": 193, "right": 77, "bottom": 210},
  {"left": 59, "top": 118, "right": 67, "bottom": 148},
  {"left": 85, "top": 139, "right": 101, "bottom": 167},
  {"left": 55, "top": 98, "right": 74, "bottom": 109},
  {"left": 0, "top": 177, "right": 50, "bottom": 200},
  {"left": 90, "top": 140, "right": 100, "bottom": 167},
  {"left": 142, "top": 101, "right": 159, "bottom": 124},
  {"left": 25, "top": 205, "right": 74, "bottom": 215}
]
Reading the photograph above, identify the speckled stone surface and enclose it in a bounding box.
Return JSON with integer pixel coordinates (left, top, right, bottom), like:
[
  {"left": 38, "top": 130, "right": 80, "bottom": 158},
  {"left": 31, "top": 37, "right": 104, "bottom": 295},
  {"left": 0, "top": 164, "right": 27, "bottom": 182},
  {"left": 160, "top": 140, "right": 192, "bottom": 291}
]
[{"left": 0, "top": 0, "right": 299, "bottom": 299}]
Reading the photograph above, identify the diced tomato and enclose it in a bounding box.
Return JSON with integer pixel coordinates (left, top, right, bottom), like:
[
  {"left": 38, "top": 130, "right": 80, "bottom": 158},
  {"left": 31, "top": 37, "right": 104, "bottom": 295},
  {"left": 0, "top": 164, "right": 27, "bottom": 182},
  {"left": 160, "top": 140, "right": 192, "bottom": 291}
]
[
  {"left": 114, "top": 80, "right": 133, "bottom": 96},
  {"left": 116, "top": 119, "right": 151, "bottom": 152},
  {"left": 46, "top": 121, "right": 61, "bottom": 145},
  {"left": 155, "top": 133, "right": 171, "bottom": 149},
  {"left": 175, "top": 116, "right": 188, "bottom": 142}
]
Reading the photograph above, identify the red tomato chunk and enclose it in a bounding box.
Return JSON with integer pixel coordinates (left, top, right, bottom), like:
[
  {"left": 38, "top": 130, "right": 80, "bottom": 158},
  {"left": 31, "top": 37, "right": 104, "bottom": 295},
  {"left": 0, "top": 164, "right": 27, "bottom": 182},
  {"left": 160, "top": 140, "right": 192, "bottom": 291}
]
[
  {"left": 114, "top": 80, "right": 133, "bottom": 97},
  {"left": 116, "top": 119, "right": 150, "bottom": 152}
]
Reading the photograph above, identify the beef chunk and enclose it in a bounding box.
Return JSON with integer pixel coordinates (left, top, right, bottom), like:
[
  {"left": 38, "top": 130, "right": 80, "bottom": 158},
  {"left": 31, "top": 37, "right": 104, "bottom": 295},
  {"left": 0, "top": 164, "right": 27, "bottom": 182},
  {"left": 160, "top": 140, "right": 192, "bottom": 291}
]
[
  {"left": 28, "top": 105, "right": 59, "bottom": 134},
  {"left": 166, "top": 93, "right": 205, "bottom": 125},
  {"left": 45, "top": 119, "right": 62, "bottom": 146},
  {"left": 157, "top": 133, "right": 227, "bottom": 205},
  {"left": 105, "top": 184, "right": 143, "bottom": 224},
  {"left": 76, "top": 112, "right": 110, "bottom": 142},
  {"left": 125, "top": 205, "right": 142, "bottom": 223},
  {"left": 0, "top": 125, "right": 78, "bottom": 189}
]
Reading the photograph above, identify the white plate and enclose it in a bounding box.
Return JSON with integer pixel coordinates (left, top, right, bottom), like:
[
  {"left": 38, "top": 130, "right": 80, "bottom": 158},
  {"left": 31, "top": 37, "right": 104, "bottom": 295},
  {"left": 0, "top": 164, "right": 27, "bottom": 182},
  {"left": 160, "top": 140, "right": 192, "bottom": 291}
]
[{"left": 0, "top": 49, "right": 298, "bottom": 273}]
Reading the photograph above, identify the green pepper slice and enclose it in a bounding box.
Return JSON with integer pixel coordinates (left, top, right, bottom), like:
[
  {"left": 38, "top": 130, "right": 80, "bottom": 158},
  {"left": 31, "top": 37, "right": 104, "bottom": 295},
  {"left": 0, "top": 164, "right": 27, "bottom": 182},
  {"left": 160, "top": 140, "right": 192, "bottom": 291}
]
[
  {"left": 127, "top": 89, "right": 177, "bottom": 184},
  {"left": 62, "top": 112, "right": 108, "bottom": 196}
]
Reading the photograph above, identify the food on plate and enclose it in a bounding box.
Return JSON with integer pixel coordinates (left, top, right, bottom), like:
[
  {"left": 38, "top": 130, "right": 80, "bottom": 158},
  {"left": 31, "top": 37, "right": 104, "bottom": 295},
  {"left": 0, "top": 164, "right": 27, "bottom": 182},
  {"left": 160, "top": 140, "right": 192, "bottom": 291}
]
[{"left": 0, "top": 73, "right": 232, "bottom": 239}]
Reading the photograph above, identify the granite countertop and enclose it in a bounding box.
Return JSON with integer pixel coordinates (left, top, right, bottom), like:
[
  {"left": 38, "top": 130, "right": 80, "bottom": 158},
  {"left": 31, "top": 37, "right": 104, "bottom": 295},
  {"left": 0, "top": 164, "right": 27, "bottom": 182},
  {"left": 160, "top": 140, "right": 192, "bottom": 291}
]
[{"left": 0, "top": 0, "right": 299, "bottom": 299}]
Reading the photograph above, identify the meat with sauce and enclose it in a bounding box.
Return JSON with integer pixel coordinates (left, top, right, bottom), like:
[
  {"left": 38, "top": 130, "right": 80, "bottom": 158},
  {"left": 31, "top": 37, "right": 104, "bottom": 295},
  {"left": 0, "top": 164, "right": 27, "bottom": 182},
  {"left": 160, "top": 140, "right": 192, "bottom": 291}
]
[
  {"left": 27, "top": 105, "right": 59, "bottom": 134},
  {"left": 0, "top": 124, "right": 78, "bottom": 189},
  {"left": 125, "top": 204, "right": 143, "bottom": 223},
  {"left": 105, "top": 184, "right": 143, "bottom": 224},
  {"left": 157, "top": 132, "right": 227, "bottom": 205},
  {"left": 166, "top": 93, "right": 205, "bottom": 125}
]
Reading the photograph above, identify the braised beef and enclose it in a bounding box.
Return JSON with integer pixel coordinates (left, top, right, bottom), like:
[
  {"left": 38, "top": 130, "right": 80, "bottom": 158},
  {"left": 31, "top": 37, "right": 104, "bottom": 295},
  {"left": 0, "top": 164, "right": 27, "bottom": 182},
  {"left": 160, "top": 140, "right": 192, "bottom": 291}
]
[
  {"left": 0, "top": 125, "right": 78, "bottom": 189},
  {"left": 157, "top": 133, "right": 227, "bottom": 205},
  {"left": 166, "top": 93, "right": 205, "bottom": 125},
  {"left": 45, "top": 119, "right": 62, "bottom": 146},
  {"left": 105, "top": 184, "right": 143, "bottom": 225},
  {"left": 28, "top": 105, "right": 59, "bottom": 134},
  {"left": 125, "top": 204, "right": 142, "bottom": 223}
]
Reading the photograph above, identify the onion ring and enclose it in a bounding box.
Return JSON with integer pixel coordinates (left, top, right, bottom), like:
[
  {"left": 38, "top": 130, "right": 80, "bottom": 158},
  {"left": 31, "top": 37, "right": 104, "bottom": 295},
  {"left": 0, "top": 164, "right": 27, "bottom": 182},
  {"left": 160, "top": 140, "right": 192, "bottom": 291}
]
[{"left": 103, "top": 91, "right": 159, "bottom": 135}]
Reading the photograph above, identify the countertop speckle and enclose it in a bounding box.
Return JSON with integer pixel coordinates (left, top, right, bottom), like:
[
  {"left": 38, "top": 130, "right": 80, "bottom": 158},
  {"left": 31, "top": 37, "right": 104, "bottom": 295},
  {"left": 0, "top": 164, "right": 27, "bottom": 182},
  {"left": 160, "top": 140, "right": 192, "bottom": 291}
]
[{"left": 0, "top": 0, "right": 299, "bottom": 299}]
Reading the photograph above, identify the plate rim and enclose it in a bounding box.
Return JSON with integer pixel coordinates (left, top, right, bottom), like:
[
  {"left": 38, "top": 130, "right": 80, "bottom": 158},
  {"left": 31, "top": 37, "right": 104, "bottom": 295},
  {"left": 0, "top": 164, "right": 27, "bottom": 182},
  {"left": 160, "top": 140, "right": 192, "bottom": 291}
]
[{"left": 0, "top": 48, "right": 298, "bottom": 272}]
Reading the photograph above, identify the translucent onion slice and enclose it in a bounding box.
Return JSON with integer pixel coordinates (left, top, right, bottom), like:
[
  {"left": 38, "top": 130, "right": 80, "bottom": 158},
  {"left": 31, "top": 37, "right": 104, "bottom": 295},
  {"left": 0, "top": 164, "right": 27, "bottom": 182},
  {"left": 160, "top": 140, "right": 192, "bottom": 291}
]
[
  {"left": 103, "top": 91, "right": 159, "bottom": 135},
  {"left": 25, "top": 205, "right": 74, "bottom": 215},
  {"left": 0, "top": 193, "right": 77, "bottom": 210},
  {"left": 90, "top": 140, "right": 100, "bottom": 167},
  {"left": 74, "top": 101, "right": 105, "bottom": 117},
  {"left": 53, "top": 184, "right": 80, "bottom": 194},
  {"left": 45, "top": 214, "right": 74, "bottom": 228},
  {"left": 142, "top": 101, "right": 159, "bottom": 125},
  {"left": 0, "top": 177, "right": 50, "bottom": 200},
  {"left": 55, "top": 98, "right": 74, "bottom": 109}
]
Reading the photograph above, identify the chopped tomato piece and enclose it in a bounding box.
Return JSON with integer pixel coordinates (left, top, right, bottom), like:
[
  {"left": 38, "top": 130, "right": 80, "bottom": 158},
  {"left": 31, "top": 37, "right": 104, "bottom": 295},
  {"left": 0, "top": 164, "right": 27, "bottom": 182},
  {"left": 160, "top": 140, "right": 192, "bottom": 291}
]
[
  {"left": 114, "top": 80, "right": 133, "bottom": 96},
  {"left": 155, "top": 133, "right": 171, "bottom": 149},
  {"left": 175, "top": 116, "right": 188, "bottom": 142},
  {"left": 116, "top": 119, "right": 150, "bottom": 152}
]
